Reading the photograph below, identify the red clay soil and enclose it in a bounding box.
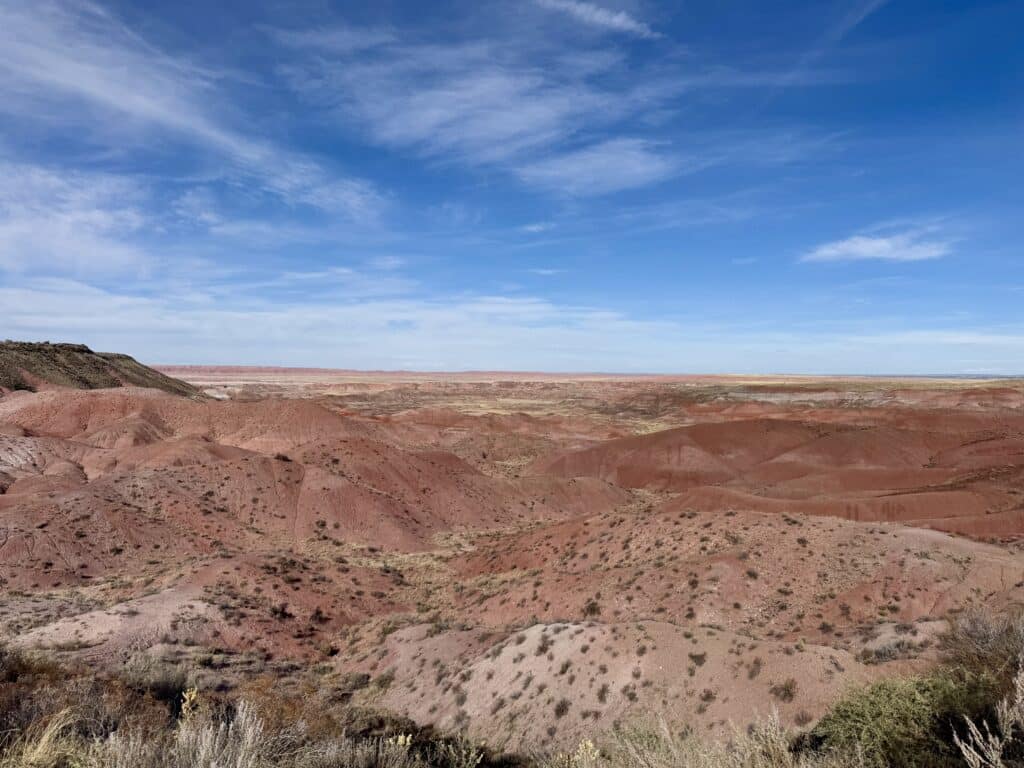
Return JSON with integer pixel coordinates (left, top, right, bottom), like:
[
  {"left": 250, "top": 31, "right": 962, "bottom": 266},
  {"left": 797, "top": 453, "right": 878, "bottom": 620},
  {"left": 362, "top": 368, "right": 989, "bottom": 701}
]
[
  {"left": 532, "top": 412, "right": 1024, "bottom": 539},
  {"left": 3, "top": 373, "right": 1024, "bottom": 749}
]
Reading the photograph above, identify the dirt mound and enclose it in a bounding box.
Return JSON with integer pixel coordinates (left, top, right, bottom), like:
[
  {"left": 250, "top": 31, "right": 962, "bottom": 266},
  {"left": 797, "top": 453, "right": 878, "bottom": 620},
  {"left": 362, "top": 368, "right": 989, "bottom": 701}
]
[{"left": 0, "top": 340, "right": 200, "bottom": 397}]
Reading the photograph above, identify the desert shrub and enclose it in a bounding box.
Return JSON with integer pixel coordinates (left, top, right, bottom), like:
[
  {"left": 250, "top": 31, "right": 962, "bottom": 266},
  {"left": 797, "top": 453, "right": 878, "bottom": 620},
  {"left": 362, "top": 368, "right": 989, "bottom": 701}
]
[
  {"left": 0, "top": 700, "right": 491, "bottom": 768},
  {"left": 771, "top": 679, "right": 799, "bottom": 703},
  {"left": 335, "top": 672, "right": 373, "bottom": 700},
  {"left": 0, "top": 645, "right": 49, "bottom": 684},
  {"left": 0, "top": 646, "right": 512, "bottom": 768},
  {"left": 121, "top": 659, "right": 192, "bottom": 717},
  {"left": 805, "top": 669, "right": 997, "bottom": 768},
  {"left": 943, "top": 608, "right": 1024, "bottom": 689},
  {"left": 0, "top": 709, "right": 87, "bottom": 768},
  {"left": 0, "top": 646, "right": 54, "bottom": 749},
  {"left": 954, "top": 659, "right": 1024, "bottom": 767},
  {"left": 556, "top": 715, "right": 865, "bottom": 768},
  {"left": 0, "top": 704, "right": 414, "bottom": 768},
  {"left": 8, "top": 619, "right": 1024, "bottom": 768},
  {"left": 1, "top": 646, "right": 169, "bottom": 755},
  {"left": 432, "top": 734, "right": 485, "bottom": 768}
]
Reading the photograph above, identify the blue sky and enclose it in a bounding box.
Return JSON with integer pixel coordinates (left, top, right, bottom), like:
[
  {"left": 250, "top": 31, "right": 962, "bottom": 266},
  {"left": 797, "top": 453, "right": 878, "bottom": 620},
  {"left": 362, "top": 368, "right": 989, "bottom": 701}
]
[{"left": 0, "top": 0, "right": 1021, "bottom": 373}]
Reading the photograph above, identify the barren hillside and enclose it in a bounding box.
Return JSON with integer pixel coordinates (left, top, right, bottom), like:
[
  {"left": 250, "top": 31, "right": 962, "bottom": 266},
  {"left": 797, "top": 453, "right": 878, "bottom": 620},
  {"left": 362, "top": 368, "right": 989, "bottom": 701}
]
[{"left": 3, "top": 366, "right": 1024, "bottom": 751}]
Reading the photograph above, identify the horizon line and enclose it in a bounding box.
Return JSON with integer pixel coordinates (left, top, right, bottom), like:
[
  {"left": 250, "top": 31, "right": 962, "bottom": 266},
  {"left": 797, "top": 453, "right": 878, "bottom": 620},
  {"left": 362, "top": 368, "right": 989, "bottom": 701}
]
[{"left": 153, "top": 364, "right": 1024, "bottom": 381}]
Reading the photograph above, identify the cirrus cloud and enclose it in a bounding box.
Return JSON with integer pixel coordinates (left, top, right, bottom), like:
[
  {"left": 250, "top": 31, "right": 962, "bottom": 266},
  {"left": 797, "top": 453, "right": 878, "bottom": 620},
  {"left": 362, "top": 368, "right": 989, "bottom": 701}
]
[
  {"left": 802, "top": 230, "right": 953, "bottom": 263},
  {"left": 534, "top": 0, "right": 660, "bottom": 39},
  {"left": 517, "top": 138, "right": 677, "bottom": 196}
]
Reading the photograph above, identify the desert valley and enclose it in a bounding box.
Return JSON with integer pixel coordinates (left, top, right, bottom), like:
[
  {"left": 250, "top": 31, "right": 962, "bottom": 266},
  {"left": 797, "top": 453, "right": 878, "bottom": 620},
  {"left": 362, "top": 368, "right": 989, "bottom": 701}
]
[
  {"left": 3, "top": 342, "right": 1024, "bottom": 763},
  {"left": 3, "top": 0, "right": 1021, "bottom": 763}
]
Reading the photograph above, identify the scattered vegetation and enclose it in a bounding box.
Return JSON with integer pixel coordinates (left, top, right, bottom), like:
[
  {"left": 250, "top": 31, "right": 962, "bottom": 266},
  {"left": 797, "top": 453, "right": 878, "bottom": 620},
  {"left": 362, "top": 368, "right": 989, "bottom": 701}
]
[
  {"left": 0, "top": 340, "right": 200, "bottom": 396},
  {"left": 545, "top": 716, "right": 864, "bottom": 768},
  {"left": 0, "top": 644, "right": 497, "bottom": 768},
  {"left": 5, "top": 608, "right": 1024, "bottom": 768},
  {"left": 803, "top": 608, "right": 1024, "bottom": 768}
]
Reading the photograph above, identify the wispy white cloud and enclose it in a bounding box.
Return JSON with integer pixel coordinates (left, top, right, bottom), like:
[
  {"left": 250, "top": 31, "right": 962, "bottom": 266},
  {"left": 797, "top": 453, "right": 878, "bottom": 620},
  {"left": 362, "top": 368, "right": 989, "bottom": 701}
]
[
  {"left": 239, "top": 266, "right": 416, "bottom": 298},
  {"left": 171, "top": 188, "right": 223, "bottom": 227},
  {"left": 803, "top": 229, "right": 953, "bottom": 263},
  {"left": 426, "top": 202, "right": 485, "bottom": 230},
  {"left": 521, "top": 222, "right": 556, "bottom": 233},
  {"left": 270, "top": 25, "right": 395, "bottom": 53},
  {"left": 0, "top": 0, "right": 246, "bottom": 153},
  {"left": 534, "top": 0, "right": 659, "bottom": 39},
  {"left": 0, "top": 160, "right": 150, "bottom": 274},
  {"left": 0, "top": 277, "right": 689, "bottom": 370},
  {"left": 274, "top": 22, "right": 831, "bottom": 196},
  {"left": 0, "top": 154, "right": 393, "bottom": 281},
  {"left": 0, "top": 0, "right": 384, "bottom": 221},
  {"left": 820, "top": 0, "right": 890, "bottom": 53},
  {"left": 517, "top": 138, "right": 676, "bottom": 195},
  {"left": 782, "top": 0, "right": 890, "bottom": 89},
  {"left": 5, "top": 276, "right": 1023, "bottom": 374},
  {"left": 278, "top": 37, "right": 627, "bottom": 167},
  {"left": 367, "top": 255, "right": 407, "bottom": 271}
]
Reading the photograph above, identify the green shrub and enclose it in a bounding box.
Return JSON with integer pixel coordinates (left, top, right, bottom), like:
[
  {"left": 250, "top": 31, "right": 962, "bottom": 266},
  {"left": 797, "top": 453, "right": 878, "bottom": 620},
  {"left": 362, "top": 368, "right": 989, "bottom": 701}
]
[{"left": 806, "top": 670, "right": 997, "bottom": 768}]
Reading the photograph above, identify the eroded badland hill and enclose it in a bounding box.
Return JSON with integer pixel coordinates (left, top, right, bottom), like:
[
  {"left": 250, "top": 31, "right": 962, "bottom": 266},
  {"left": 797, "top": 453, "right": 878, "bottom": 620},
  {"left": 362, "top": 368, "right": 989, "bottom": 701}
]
[{"left": 3, "top": 362, "right": 1024, "bottom": 752}]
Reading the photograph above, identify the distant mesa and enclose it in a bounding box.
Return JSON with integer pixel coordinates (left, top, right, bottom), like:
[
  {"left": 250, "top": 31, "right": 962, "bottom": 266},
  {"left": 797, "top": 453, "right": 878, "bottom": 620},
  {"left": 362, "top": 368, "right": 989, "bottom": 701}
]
[{"left": 0, "top": 340, "right": 200, "bottom": 398}]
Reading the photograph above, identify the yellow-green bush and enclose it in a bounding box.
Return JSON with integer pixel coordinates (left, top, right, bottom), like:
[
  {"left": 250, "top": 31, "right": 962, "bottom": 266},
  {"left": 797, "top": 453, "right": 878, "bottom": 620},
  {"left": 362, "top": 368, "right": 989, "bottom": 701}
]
[{"left": 806, "top": 670, "right": 997, "bottom": 768}]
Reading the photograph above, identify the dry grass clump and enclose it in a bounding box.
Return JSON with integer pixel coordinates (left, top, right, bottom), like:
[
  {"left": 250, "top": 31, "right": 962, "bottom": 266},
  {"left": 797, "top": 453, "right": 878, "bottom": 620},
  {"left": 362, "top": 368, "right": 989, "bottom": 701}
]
[
  {"left": 1, "top": 646, "right": 167, "bottom": 758},
  {"left": 544, "top": 716, "right": 864, "bottom": 768},
  {"left": 0, "top": 643, "right": 493, "bottom": 768},
  {"left": 0, "top": 701, "right": 433, "bottom": 768},
  {"left": 954, "top": 662, "right": 1024, "bottom": 768},
  {"left": 943, "top": 608, "right": 1024, "bottom": 688}
]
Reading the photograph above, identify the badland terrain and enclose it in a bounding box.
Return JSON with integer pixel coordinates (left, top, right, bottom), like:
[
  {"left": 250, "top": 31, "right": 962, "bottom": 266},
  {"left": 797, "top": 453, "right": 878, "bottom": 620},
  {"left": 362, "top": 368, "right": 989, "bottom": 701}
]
[{"left": 3, "top": 345, "right": 1024, "bottom": 760}]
